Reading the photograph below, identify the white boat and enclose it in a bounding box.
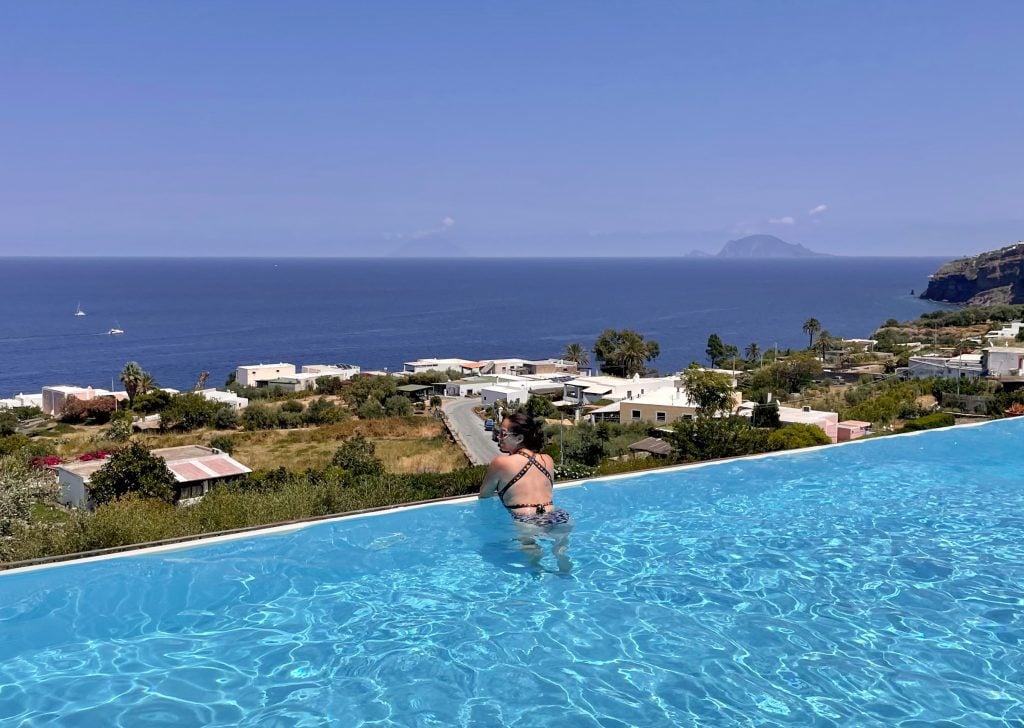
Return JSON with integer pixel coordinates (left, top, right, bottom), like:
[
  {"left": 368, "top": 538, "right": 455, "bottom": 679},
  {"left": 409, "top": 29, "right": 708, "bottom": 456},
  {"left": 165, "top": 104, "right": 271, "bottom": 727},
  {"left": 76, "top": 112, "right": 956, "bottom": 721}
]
[
  {"left": 74, "top": 303, "right": 86, "bottom": 317},
  {"left": 108, "top": 321, "right": 124, "bottom": 335}
]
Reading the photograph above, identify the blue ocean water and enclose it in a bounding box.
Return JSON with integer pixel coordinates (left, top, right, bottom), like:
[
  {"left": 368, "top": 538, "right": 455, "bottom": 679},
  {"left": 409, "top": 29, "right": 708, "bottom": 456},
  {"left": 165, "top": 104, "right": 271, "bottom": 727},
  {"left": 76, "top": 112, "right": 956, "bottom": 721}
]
[
  {"left": 0, "top": 257, "right": 948, "bottom": 395},
  {"left": 1, "top": 420, "right": 1022, "bottom": 726}
]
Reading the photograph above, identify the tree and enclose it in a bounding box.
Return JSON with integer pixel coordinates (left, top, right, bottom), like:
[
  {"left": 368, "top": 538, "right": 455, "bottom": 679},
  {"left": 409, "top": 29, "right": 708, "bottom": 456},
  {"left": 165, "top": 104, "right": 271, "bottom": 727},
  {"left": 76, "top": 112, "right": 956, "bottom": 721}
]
[
  {"left": 429, "top": 395, "right": 443, "bottom": 410},
  {"left": 0, "top": 453, "right": 58, "bottom": 538},
  {"left": 818, "top": 329, "right": 834, "bottom": 362},
  {"left": 331, "top": 434, "right": 384, "bottom": 476},
  {"left": 669, "top": 416, "right": 769, "bottom": 462},
  {"left": 745, "top": 343, "right": 761, "bottom": 365},
  {"left": 60, "top": 396, "right": 117, "bottom": 424},
  {"left": 88, "top": 442, "right": 176, "bottom": 505},
  {"left": 240, "top": 404, "right": 279, "bottom": 430},
  {"left": 705, "top": 334, "right": 727, "bottom": 368},
  {"left": 161, "top": 393, "right": 234, "bottom": 432},
  {"left": 563, "top": 342, "right": 590, "bottom": 369},
  {"left": 751, "top": 401, "right": 781, "bottom": 428},
  {"left": 132, "top": 389, "right": 173, "bottom": 414},
  {"left": 137, "top": 371, "right": 157, "bottom": 397},
  {"left": 593, "top": 329, "right": 659, "bottom": 377},
  {"left": 384, "top": 395, "right": 413, "bottom": 417},
  {"left": 767, "top": 423, "right": 831, "bottom": 450},
  {"left": 802, "top": 318, "right": 821, "bottom": 348},
  {"left": 682, "top": 364, "right": 735, "bottom": 418},
  {"left": 120, "top": 362, "right": 144, "bottom": 405},
  {"left": 0, "top": 411, "right": 16, "bottom": 437}
]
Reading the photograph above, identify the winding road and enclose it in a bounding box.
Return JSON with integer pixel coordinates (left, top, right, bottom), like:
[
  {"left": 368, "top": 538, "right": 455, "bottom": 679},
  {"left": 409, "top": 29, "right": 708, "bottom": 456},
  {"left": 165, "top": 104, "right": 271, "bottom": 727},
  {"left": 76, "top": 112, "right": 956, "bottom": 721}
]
[{"left": 441, "top": 397, "right": 500, "bottom": 466}]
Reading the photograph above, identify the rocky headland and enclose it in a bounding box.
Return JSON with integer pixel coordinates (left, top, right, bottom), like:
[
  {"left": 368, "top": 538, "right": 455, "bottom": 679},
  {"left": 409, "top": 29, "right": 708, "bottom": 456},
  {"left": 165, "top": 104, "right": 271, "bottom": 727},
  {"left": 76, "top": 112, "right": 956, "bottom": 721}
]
[{"left": 921, "top": 242, "right": 1024, "bottom": 305}]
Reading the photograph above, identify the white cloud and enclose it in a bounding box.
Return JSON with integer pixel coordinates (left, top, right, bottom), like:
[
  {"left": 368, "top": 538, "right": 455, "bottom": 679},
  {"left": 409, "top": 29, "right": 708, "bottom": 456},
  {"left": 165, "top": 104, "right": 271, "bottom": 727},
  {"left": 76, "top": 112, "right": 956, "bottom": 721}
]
[
  {"left": 769, "top": 216, "right": 795, "bottom": 225},
  {"left": 442, "top": 216, "right": 455, "bottom": 228},
  {"left": 808, "top": 204, "right": 828, "bottom": 216}
]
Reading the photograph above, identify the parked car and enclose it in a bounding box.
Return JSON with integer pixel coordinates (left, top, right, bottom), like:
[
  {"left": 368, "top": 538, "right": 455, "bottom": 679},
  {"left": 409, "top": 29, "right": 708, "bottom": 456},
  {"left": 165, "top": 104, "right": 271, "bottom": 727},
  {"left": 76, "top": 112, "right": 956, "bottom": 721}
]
[{"left": 484, "top": 418, "right": 495, "bottom": 431}]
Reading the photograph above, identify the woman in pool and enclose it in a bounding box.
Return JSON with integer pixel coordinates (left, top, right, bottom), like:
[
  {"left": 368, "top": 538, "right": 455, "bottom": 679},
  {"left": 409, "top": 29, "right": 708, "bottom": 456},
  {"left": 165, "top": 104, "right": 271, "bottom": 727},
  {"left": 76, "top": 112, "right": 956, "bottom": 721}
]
[{"left": 479, "top": 412, "right": 572, "bottom": 571}]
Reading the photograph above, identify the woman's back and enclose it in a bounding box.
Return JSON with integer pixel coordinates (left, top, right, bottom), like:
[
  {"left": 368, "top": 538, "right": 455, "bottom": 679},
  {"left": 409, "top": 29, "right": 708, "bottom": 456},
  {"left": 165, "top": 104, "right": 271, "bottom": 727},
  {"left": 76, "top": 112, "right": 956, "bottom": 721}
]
[{"left": 497, "top": 450, "right": 555, "bottom": 511}]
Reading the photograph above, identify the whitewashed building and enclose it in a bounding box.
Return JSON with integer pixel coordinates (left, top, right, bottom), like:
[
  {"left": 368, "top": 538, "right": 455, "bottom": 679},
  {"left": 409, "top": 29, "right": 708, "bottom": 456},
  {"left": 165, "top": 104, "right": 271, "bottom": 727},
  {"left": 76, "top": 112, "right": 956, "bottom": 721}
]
[
  {"left": 235, "top": 363, "right": 296, "bottom": 388},
  {"left": 198, "top": 388, "right": 249, "bottom": 410},
  {"left": 983, "top": 346, "right": 1024, "bottom": 377}
]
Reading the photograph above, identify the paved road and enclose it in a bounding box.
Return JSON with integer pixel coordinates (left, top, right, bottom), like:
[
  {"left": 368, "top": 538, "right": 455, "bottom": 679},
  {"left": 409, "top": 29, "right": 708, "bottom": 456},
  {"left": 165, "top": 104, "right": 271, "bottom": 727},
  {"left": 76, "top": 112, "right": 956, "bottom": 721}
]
[{"left": 442, "top": 397, "right": 500, "bottom": 466}]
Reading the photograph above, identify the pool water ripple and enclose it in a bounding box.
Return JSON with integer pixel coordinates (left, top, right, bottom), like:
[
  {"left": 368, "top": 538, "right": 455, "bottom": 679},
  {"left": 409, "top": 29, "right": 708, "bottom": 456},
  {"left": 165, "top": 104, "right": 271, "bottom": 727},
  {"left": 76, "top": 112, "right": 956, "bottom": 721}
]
[{"left": 2, "top": 420, "right": 1024, "bottom": 725}]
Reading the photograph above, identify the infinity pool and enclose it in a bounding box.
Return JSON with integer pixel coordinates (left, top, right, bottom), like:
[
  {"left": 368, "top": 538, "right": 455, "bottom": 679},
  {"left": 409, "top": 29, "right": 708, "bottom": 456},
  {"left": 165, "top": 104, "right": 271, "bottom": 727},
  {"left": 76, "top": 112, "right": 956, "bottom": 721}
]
[{"left": 2, "top": 420, "right": 1023, "bottom": 726}]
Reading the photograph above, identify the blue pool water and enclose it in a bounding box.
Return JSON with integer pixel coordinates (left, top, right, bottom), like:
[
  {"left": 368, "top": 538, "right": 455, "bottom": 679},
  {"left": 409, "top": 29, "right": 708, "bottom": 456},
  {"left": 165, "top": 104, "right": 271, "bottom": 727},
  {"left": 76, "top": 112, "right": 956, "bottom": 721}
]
[{"left": 2, "top": 421, "right": 1023, "bottom": 726}]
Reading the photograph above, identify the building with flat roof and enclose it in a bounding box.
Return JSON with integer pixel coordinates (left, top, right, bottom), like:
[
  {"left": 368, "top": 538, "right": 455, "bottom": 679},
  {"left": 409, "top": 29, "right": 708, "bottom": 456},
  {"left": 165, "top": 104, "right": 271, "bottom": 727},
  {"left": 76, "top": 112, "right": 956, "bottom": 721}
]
[
  {"left": 54, "top": 445, "right": 251, "bottom": 508},
  {"left": 235, "top": 363, "right": 296, "bottom": 388},
  {"left": 300, "top": 363, "right": 361, "bottom": 381},
  {"left": 41, "top": 386, "right": 126, "bottom": 416},
  {"left": 983, "top": 346, "right": 1024, "bottom": 377},
  {"left": 403, "top": 358, "right": 482, "bottom": 375}
]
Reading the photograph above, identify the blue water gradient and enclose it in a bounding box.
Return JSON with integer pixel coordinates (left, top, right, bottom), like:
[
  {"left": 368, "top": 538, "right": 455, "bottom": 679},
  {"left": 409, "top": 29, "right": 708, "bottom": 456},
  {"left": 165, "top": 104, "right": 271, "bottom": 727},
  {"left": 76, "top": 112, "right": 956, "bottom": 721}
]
[
  {"left": 2, "top": 420, "right": 1023, "bottom": 726},
  {"left": 0, "top": 257, "right": 946, "bottom": 395}
]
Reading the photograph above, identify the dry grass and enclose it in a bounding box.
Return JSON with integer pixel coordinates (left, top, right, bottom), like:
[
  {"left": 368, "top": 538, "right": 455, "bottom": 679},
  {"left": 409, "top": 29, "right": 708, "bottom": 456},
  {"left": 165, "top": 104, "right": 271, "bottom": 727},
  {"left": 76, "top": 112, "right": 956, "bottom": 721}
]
[{"left": 39, "top": 416, "right": 468, "bottom": 474}]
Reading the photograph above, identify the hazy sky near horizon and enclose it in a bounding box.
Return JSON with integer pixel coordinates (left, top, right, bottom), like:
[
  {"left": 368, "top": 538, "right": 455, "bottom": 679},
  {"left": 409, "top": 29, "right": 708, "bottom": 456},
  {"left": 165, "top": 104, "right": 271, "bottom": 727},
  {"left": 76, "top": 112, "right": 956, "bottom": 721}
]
[{"left": 2, "top": 2, "right": 1022, "bottom": 258}]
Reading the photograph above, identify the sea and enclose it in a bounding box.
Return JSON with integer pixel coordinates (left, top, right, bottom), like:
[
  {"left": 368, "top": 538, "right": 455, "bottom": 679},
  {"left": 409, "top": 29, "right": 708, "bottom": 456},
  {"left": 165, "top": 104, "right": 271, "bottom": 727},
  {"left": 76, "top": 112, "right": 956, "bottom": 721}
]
[{"left": 0, "top": 257, "right": 951, "bottom": 396}]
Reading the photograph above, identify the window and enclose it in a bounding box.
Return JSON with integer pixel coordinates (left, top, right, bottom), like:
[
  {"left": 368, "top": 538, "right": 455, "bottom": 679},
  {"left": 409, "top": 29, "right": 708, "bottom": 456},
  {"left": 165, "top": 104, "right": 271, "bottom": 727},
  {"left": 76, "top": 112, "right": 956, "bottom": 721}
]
[
  {"left": 179, "top": 483, "right": 206, "bottom": 500},
  {"left": 631, "top": 409, "right": 641, "bottom": 420},
  {"left": 656, "top": 411, "right": 667, "bottom": 422}
]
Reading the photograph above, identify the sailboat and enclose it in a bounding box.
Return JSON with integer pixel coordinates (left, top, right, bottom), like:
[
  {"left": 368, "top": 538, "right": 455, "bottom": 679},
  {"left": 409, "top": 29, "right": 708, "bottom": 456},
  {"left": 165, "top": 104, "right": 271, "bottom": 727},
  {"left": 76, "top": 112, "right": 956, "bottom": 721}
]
[
  {"left": 74, "top": 302, "right": 86, "bottom": 317},
  {"left": 107, "top": 321, "right": 124, "bottom": 335}
]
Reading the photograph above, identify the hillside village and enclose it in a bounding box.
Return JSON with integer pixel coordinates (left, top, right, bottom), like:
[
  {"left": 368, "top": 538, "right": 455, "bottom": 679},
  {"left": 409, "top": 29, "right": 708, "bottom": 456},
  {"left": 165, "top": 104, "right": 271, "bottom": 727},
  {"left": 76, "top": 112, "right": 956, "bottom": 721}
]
[{"left": 3, "top": 311, "right": 1024, "bottom": 563}]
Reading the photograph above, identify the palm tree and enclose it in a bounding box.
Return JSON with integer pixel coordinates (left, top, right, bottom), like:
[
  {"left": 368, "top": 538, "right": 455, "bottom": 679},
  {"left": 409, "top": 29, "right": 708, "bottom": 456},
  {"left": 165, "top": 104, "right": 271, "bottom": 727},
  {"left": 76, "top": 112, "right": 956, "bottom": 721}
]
[
  {"left": 802, "top": 318, "right": 821, "bottom": 348},
  {"left": 818, "top": 330, "right": 833, "bottom": 362},
  {"left": 137, "top": 371, "right": 157, "bottom": 396},
  {"left": 562, "top": 342, "right": 590, "bottom": 369},
  {"left": 619, "top": 337, "right": 653, "bottom": 378},
  {"left": 120, "top": 361, "right": 144, "bottom": 405},
  {"left": 744, "top": 342, "right": 760, "bottom": 364}
]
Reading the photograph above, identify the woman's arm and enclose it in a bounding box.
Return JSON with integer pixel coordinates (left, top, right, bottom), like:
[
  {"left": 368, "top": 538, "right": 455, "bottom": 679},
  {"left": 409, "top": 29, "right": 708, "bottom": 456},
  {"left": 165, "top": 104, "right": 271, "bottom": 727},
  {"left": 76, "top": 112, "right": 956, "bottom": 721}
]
[{"left": 479, "top": 457, "right": 507, "bottom": 499}]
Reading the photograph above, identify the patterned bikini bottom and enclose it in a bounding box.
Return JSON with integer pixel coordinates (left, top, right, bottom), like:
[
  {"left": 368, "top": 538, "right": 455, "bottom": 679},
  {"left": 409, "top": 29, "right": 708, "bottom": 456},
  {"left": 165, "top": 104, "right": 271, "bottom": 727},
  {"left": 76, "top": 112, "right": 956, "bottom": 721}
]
[{"left": 510, "top": 508, "right": 573, "bottom": 528}]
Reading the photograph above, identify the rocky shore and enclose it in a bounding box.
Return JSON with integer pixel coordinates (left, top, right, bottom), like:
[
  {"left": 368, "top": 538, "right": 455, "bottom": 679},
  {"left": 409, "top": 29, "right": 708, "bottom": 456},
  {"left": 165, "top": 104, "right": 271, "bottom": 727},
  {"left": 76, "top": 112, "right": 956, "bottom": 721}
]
[{"left": 921, "top": 242, "right": 1024, "bottom": 305}]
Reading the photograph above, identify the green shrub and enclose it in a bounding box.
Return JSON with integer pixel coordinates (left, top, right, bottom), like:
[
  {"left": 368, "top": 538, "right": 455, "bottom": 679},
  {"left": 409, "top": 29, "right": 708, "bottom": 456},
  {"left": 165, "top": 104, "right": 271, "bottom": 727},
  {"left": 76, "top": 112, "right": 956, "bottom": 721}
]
[
  {"left": 208, "top": 435, "right": 236, "bottom": 454},
  {"left": 900, "top": 412, "right": 955, "bottom": 432},
  {"left": 281, "top": 399, "right": 304, "bottom": 413},
  {"left": 767, "top": 423, "right": 831, "bottom": 450}
]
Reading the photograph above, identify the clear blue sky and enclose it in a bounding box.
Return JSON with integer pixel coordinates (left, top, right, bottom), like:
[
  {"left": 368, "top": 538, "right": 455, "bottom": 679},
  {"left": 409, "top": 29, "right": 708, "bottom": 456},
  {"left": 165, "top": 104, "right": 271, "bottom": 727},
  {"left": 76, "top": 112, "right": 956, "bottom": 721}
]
[{"left": 2, "top": 1, "right": 1022, "bottom": 257}]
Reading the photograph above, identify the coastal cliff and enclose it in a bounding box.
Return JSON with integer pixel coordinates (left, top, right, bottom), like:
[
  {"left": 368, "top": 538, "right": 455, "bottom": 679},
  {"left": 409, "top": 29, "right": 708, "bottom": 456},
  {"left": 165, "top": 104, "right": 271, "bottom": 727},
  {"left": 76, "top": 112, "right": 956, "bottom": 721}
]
[{"left": 921, "top": 242, "right": 1024, "bottom": 305}]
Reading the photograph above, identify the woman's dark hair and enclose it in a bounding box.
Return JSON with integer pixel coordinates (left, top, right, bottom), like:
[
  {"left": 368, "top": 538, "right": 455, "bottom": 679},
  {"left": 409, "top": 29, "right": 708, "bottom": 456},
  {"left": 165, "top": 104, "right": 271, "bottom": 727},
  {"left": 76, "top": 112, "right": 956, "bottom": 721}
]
[{"left": 504, "top": 412, "right": 545, "bottom": 451}]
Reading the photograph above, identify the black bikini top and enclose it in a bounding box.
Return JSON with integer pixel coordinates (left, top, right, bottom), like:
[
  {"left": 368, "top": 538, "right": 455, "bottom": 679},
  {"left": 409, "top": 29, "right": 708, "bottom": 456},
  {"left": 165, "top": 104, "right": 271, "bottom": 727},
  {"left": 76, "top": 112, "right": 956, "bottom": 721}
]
[{"left": 497, "top": 451, "right": 554, "bottom": 512}]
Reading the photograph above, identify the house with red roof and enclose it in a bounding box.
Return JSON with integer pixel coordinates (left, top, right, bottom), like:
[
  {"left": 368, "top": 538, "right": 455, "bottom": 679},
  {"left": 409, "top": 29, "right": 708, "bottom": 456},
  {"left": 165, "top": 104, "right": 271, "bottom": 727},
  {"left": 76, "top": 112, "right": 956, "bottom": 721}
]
[{"left": 54, "top": 445, "right": 252, "bottom": 508}]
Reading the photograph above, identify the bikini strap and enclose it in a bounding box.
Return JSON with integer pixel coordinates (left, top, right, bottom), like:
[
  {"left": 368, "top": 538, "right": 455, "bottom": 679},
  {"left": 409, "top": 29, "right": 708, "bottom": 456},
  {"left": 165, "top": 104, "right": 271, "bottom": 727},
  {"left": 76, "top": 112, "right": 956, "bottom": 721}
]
[{"left": 496, "top": 452, "right": 553, "bottom": 504}]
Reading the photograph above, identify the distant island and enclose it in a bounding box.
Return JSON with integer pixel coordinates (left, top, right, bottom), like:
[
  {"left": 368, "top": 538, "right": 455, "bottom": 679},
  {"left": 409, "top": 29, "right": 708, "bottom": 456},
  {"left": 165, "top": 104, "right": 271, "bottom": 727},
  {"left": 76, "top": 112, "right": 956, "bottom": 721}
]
[
  {"left": 920, "top": 241, "right": 1024, "bottom": 305},
  {"left": 687, "top": 234, "right": 830, "bottom": 259}
]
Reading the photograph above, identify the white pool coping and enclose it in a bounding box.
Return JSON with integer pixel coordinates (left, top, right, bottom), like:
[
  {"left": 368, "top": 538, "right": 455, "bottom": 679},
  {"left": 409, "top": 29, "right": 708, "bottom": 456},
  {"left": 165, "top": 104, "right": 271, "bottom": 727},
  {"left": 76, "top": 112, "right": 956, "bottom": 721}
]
[{"left": 1, "top": 417, "right": 1010, "bottom": 576}]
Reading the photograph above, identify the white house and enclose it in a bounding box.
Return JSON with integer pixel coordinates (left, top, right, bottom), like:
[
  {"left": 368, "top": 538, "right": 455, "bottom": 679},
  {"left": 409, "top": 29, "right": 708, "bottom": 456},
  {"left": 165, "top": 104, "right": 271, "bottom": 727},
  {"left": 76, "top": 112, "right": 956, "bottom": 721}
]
[
  {"left": 985, "top": 321, "right": 1024, "bottom": 342},
  {"left": 983, "top": 346, "right": 1024, "bottom": 377},
  {"left": 266, "top": 372, "right": 321, "bottom": 392},
  {"left": 735, "top": 400, "right": 839, "bottom": 443},
  {"left": 55, "top": 445, "right": 252, "bottom": 508},
  {"left": 0, "top": 392, "right": 43, "bottom": 410},
  {"left": 403, "top": 358, "right": 482, "bottom": 375},
  {"left": 197, "top": 388, "right": 249, "bottom": 411},
  {"left": 235, "top": 363, "right": 296, "bottom": 388},
  {"left": 481, "top": 384, "right": 532, "bottom": 407},
  {"left": 560, "top": 374, "right": 679, "bottom": 406},
  {"left": 905, "top": 354, "right": 983, "bottom": 380},
  {"left": 301, "top": 363, "right": 361, "bottom": 381},
  {"left": 40, "top": 386, "right": 126, "bottom": 416}
]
